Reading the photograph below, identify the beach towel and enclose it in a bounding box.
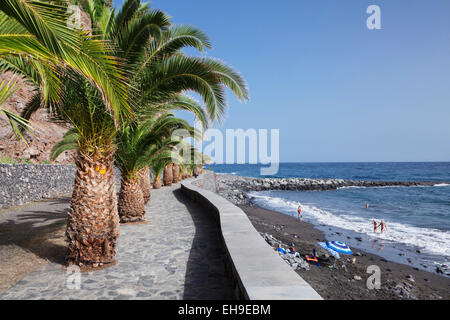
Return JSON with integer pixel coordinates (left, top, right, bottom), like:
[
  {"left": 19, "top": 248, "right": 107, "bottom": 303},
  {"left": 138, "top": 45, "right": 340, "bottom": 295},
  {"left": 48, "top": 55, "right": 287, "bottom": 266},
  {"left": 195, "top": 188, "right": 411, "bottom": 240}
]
[{"left": 305, "top": 255, "right": 319, "bottom": 263}]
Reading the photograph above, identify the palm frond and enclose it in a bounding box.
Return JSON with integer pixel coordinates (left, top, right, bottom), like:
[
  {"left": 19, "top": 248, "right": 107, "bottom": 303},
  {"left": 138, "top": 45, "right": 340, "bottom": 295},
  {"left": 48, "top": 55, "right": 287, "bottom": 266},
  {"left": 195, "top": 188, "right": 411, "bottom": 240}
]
[
  {"left": 117, "top": 9, "right": 170, "bottom": 63},
  {"left": 1, "top": 0, "right": 132, "bottom": 124},
  {"left": 115, "top": 112, "right": 193, "bottom": 179},
  {"left": 203, "top": 58, "right": 249, "bottom": 102},
  {"left": 20, "top": 91, "right": 41, "bottom": 120},
  {"left": 135, "top": 25, "right": 211, "bottom": 75},
  {"left": 138, "top": 55, "right": 226, "bottom": 121},
  {"left": 50, "top": 128, "right": 79, "bottom": 161},
  {"left": 0, "top": 78, "right": 31, "bottom": 140}
]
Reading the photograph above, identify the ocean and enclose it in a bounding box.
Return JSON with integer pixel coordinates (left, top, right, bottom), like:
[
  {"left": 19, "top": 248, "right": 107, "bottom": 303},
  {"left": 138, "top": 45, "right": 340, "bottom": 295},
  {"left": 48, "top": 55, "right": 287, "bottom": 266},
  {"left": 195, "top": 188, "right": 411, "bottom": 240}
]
[{"left": 207, "top": 163, "right": 450, "bottom": 276}]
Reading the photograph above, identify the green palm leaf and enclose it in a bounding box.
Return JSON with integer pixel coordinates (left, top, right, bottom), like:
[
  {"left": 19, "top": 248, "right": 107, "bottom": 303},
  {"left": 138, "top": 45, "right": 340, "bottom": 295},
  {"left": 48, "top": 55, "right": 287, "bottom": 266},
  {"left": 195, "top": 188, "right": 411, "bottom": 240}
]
[{"left": 0, "top": 78, "right": 31, "bottom": 140}]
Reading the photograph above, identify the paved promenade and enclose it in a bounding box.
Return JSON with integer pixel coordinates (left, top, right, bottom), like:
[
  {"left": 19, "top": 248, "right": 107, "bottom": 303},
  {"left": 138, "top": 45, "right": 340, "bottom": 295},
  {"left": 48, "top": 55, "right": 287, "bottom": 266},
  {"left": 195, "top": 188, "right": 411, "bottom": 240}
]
[{"left": 0, "top": 183, "right": 233, "bottom": 300}]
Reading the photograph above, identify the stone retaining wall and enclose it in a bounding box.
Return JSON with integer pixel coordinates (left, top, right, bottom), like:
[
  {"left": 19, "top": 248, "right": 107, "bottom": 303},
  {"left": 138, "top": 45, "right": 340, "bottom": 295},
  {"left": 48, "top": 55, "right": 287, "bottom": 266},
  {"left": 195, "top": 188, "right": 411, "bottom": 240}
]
[
  {"left": 0, "top": 164, "right": 76, "bottom": 209},
  {"left": 0, "top": 164, "right": 124, "bottom": 209},
  {"left": 181, "top": 177, "right": 323, "bottom": 300}
]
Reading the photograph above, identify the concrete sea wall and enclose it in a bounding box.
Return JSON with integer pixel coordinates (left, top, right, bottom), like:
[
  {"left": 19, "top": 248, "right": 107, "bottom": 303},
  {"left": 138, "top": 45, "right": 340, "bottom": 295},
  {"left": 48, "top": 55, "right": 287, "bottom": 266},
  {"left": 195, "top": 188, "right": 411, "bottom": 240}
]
[{"left": 181, "top": 177, "right": 323, "bottom": 300}]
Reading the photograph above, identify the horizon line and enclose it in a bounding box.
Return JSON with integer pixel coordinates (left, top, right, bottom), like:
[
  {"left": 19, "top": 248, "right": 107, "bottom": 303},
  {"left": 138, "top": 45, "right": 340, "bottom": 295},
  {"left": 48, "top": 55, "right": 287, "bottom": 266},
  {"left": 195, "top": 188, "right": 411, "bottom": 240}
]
[{"left": 207, "top": 161, "right": 450, "bottom": 164}]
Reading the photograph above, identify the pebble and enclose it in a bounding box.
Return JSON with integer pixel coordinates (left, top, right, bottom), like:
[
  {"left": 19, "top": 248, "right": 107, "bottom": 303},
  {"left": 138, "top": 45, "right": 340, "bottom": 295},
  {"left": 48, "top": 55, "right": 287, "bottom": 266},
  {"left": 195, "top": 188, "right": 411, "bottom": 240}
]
[{"left": 406, "top": 275, "right": 415, "bottom": 282}]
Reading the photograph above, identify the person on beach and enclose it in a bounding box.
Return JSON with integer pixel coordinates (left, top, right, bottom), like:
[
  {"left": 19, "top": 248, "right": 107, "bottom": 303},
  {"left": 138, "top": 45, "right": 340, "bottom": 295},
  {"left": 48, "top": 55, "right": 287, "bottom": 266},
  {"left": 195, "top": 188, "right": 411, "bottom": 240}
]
[
  {"left": 380, "top": 220, "right": 387, "bottom": 233},
  {"left": 373, "top": 219, "right": 379, "bottom": 232},
  {"left": 297, "top": 205, "right": 302, "bottom": 222}
]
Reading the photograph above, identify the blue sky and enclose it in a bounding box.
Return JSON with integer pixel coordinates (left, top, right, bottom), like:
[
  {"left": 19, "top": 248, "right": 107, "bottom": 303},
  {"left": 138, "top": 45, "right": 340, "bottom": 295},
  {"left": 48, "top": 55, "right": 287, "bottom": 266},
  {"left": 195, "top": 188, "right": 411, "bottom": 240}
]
[{"left": 113, "top": 0, "right": 450, "bottom": 162}]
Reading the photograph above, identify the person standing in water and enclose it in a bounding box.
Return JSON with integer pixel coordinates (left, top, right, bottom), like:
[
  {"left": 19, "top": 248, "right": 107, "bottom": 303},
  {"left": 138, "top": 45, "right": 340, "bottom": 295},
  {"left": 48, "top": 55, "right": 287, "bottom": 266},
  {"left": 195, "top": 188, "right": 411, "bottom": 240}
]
[
  {"left": 380, "top": 220, "right": 387, "bottom": 233},
  {"left": 297, "top": 205, "right": 302, "bottom": 222},
  {"left": 373, "top": 219, "right": 379, "bottom": 232},
  {"left": 366, "top": 202, "right": 369, "bottom": 209}
]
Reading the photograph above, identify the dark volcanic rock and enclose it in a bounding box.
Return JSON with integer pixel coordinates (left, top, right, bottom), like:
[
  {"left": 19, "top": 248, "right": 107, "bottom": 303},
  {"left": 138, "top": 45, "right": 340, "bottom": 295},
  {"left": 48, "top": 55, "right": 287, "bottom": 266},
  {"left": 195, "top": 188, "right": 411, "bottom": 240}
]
[
  {"left": 211, "top": 174, "right": 444, "bottom": 206},
  {"left": 0, "top": 164, "right": 122, "bottom": 209}
]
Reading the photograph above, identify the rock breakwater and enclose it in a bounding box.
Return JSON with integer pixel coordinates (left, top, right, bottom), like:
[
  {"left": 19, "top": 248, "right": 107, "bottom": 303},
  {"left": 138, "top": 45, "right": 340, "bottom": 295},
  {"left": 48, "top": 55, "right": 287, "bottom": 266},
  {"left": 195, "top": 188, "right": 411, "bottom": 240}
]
[{"left": 215, "top": 174, "right": 440, "bottom": 205}]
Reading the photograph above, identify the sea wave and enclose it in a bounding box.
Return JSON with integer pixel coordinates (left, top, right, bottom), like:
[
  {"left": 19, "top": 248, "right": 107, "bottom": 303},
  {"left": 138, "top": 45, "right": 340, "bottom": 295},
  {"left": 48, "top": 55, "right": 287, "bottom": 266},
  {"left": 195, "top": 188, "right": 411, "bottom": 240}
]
[
  {"left": 337, "top": 186, "right": 367, "bottom": 190},
  {"left": 248, "top": 192, "right": 450, "bottom": 258},
  {"left": 338, "top": 183, "right": 450, "bottom": 190}
]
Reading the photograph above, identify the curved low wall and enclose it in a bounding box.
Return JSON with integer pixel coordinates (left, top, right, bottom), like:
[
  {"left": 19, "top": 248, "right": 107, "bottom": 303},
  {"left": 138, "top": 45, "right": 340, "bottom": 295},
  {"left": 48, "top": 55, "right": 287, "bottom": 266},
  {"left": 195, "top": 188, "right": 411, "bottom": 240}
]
[{"left": 181, "top": 177, "right": 323, "bottom": 300}]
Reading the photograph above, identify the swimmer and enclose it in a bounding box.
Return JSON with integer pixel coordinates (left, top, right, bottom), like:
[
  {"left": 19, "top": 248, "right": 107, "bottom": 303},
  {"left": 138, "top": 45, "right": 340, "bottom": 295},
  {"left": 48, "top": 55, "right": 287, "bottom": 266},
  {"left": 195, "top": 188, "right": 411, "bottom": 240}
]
[
  {"left": 380, "top": 220, "right": 387, "bottom": 233},
  {"left": 373, "top": 219, "right": 379, "bottom": 232}
]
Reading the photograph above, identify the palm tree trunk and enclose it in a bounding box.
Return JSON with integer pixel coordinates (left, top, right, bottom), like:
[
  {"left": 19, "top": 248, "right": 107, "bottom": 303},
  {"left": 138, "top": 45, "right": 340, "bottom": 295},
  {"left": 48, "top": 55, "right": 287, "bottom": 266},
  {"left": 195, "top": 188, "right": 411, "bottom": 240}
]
[
  {"left": 172, "top": 163, "right": 180, "bottom": 183},
  {"left": 118, "top": 177, "right": 146, "bottom": 223},
  {"left": 182, "top": 168, "right": 188, "bottom": 179},
  {"left": 139, "top": 167, "right": 151, "bottom": 204},
  {"left": 163, "top": 163, "right": 173, "bottom": 186},
  {"left": 153, "top": 175, "right": 162, "bottom": 189},
  {"left": 65, "top": 150, "right": 119, "bottom": 267}
]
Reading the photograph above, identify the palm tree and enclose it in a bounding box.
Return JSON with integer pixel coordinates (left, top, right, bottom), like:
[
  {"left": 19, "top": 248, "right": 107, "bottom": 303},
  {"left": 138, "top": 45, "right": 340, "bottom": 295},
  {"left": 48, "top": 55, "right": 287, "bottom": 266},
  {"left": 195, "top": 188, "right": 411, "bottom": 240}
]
[
  {"left": 1, "top": 0, "right": 133, "bottom": 267},
  {"left": 127, "top": 25, "right": 249, "bottom": 192},
  {"left": 172, "top": 162, "right": 180, "bottom": 183},
  {"left": 139, "top": 167, "right": 152, "bottom": 204},
  {"left": 22, "top": 0, "right": 248, "bottom": 195},
  {"left": 8, "top": 0, "right": 249, "bottom": 266},
  {"left": 114, "top": 113, "right": 192, "bottom": 222},
  {"left": 150, "top": 153, "right": 174, "bottom": 189},
  {"left": 43, "top": 0, "right": 219, "bottom": 225},
  {"left": 136, "top": 95, "right": 208, "bottom": 198},
  {"left": 163, "top": 163, "right": 173, "bottom": 186},
  {"left": 109, "top": 2, "right": 248, "bottom": 210},
  {"left": 56, "top": 1, "right": 172, "bottom": 266}
]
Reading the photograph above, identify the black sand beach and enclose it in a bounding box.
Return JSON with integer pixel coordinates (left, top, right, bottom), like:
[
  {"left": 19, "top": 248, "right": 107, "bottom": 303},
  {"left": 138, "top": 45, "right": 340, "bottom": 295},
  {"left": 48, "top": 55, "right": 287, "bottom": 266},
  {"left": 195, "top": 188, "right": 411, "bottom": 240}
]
[{"left": 239, "top": 204, "right": 450, "bottom": 300}]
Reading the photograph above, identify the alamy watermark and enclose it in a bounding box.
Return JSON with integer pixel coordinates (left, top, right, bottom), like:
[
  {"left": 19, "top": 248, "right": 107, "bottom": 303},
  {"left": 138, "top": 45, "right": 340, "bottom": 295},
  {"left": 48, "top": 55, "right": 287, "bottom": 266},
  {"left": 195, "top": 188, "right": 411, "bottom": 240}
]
[
  {"left": 367, "top": 5, "right": 381, "bottom": 30},
  {"left": 66, "top": 265, "right": 81, "bottom": 290},
  {"left": 366, "top": 265, "right": 381, "bottom": 289},
  {"left": 172, "top": 120, "right": 280, "bottom": 175}
]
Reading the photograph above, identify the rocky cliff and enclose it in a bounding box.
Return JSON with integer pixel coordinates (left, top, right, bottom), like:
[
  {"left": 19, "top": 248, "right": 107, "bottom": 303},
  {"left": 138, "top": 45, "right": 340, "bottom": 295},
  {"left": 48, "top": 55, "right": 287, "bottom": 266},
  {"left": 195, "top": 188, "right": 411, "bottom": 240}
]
[{"left": 0, "top": 72, "right": 73, "bottom": 164}]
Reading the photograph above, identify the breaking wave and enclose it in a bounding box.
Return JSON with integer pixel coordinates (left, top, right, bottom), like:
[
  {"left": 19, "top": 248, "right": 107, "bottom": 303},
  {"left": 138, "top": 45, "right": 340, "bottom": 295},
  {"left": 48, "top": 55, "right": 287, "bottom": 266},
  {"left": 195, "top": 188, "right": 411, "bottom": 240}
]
[{"left": 248, "top": 191, "right": 450, "bottom": 259}]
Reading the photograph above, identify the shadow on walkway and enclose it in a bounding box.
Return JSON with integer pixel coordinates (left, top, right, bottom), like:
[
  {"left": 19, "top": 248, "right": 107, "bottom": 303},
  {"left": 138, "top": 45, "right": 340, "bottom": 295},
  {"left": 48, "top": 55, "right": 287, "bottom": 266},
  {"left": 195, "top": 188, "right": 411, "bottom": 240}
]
[
  {"left": 172, "top": 189, "right": 234, "bottom": 300},
  {"left": 0, "top": 198, "right": 70, "bottom": 265}
]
